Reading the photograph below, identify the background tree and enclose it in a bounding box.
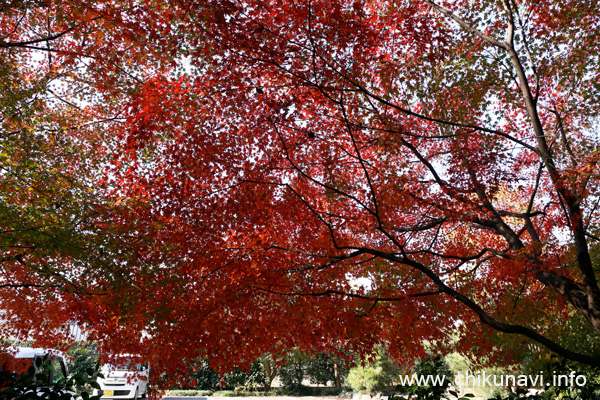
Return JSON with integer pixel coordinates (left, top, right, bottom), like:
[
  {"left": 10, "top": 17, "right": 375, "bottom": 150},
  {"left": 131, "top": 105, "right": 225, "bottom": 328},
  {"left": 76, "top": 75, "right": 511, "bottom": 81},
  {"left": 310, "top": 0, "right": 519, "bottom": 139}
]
[
  {"left": 277, "top": 349, "right": 308, "bottom": 394},
  {"left": 65, "top": 343, "right": 100, "bottom": 381},
  {"left": 0, "top": 0, "right": 154, "bottom": 346},
  {"left": 305, "top": 352, "right": 350, "bottom": 389},
  {"left": 260, "top": 355, "right": 280, "bottom": 391}
]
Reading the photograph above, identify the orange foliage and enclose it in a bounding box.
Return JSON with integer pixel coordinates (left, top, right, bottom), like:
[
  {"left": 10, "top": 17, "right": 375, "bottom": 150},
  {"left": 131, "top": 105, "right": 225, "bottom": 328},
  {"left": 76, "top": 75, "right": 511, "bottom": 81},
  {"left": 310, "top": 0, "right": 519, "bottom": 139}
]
[{"left": 1, "top": 0, "right": 600, "bottom": 387}]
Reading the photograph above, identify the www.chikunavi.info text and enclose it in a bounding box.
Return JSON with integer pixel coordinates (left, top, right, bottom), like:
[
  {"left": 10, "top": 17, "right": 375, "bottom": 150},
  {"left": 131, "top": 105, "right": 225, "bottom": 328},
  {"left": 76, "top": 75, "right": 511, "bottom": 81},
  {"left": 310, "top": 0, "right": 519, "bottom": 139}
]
[{"left": 399, "top": 371, "right": 587, "bottom": 388}]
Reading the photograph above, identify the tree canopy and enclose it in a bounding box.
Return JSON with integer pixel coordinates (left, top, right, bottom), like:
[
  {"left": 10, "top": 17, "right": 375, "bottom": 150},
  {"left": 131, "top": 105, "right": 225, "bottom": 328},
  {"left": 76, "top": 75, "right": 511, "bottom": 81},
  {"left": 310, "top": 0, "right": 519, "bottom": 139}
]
[{"left": 1, "top": 0, "right": 600, "bottom": 383}]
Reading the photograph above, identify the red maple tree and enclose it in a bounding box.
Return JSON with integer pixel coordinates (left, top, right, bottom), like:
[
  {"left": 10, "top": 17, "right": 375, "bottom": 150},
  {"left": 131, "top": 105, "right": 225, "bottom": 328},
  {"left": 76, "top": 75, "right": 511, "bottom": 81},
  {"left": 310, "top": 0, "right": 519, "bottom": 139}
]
[{"left": 2, "top": 0, "right": 600, "bottom": 381}]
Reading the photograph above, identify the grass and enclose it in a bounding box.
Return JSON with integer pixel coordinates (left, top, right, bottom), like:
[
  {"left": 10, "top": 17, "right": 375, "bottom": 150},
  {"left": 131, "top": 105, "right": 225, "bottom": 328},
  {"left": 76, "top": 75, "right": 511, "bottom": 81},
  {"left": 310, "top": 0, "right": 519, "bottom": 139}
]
[
  {"left": 164, "top": 390, "right": 214, "bottom": 396},
  {"left": 163, "top": 387, "right": 348, "bottom": 397},
  {"left": 164, "top": 389, "right": 281, "bottom": 397}
]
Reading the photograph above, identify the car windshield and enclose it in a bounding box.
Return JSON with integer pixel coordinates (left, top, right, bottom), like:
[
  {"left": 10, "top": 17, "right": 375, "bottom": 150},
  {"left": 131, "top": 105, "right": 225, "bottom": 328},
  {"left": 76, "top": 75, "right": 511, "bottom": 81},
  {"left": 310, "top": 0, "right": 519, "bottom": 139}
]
[{"left": 102, "top": 360, "right": 137, "bottom": 372}]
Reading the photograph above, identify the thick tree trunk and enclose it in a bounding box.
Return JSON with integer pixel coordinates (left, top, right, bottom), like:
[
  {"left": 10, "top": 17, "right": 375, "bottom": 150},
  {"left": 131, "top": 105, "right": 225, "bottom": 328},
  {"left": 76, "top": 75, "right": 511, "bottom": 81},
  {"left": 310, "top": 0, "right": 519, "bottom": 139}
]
[{"left": 536, "top": 270, "right": 600, "bottom": 334}]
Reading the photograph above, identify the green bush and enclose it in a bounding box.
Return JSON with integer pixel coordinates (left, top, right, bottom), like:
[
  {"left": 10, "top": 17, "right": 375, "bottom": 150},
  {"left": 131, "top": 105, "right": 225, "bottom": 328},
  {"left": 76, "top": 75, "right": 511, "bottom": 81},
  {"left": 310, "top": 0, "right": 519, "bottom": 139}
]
[
  {"left": 347, "top": 351, "right": 401, "bottom": 394},
  {"left": 278, "top": 349, "right": 308, "bottom": 393},
  {"left": 224, "top": 361, "right": 266, "bottom": 391},
  {"left": 172, "top": 358, "right": 267, "bottom": 391},
  {"left": 65, "top": 342, "right": 101, "bottom": 391},
  {"left": 306, "top": 352, "right": 335, "bottom": 386},
  {"left": 189, "top": 359, "right": 220, "bottom": 390},
  {"left": 305, "top": 352, "right": 350, "bottom": 387}
]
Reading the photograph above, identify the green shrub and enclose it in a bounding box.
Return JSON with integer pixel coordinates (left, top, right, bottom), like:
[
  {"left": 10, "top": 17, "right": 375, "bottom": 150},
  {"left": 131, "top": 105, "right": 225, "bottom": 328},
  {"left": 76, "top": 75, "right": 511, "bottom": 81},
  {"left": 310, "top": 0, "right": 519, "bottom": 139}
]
[
  {"left": 278, "top": 349, "right": 308, "bottom": 393},
  {"left": 224, "top": 361, "right": 266, "bottom": 391},
  {"left": 305, "top": 352, "right": 350, "bottom": 387},
  {"left": 65, "top": 341, "right": 102, "bottom": 392},
  {"left": 347, "top": 351, "right": 400, "bottom": 394},
  {"left": 192, "top": 359, "right": 221, "bottom": 390},
  {"left": 306, "top": 352, "right": 335, "bottom": 386},
  {"left": 168, "top": 358, "right": 220, "bottom": 390}
]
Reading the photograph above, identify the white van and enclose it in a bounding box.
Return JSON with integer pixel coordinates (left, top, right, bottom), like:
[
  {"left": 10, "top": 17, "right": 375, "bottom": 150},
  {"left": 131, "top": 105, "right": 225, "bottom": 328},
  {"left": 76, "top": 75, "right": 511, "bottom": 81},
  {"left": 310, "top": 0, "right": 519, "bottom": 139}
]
[
  {"left": 0, "top": 347, "right": 69, "bottom": 384},
  {"left": 95, "top": 356, "right": 149, "bottom": 400}
]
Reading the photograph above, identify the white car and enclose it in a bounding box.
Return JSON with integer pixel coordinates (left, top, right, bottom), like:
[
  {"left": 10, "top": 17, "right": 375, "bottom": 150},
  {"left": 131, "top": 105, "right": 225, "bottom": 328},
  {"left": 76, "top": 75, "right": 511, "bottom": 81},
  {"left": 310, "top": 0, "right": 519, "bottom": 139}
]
[
  {"left": 95, "top": 357, "right": 149, "bottom": 400},
  {"left": 0, "top": 347, "right": 69, "bottom": 384},
  {"left": 0, "top": 347, "right": 76, "bottom": 399}
]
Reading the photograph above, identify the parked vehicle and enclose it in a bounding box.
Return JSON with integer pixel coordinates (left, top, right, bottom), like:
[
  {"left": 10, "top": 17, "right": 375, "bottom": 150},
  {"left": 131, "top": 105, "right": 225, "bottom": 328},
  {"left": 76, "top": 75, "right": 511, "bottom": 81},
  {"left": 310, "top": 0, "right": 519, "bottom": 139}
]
[
  {"left": 0, "top": 347, "right": 78, "bottom": 399},
  {"left": 94, "top": 356, "right": 149, "bottom": 400},
  {"left": 0, "top": 347, "right": 69, "bottom": 384}
]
